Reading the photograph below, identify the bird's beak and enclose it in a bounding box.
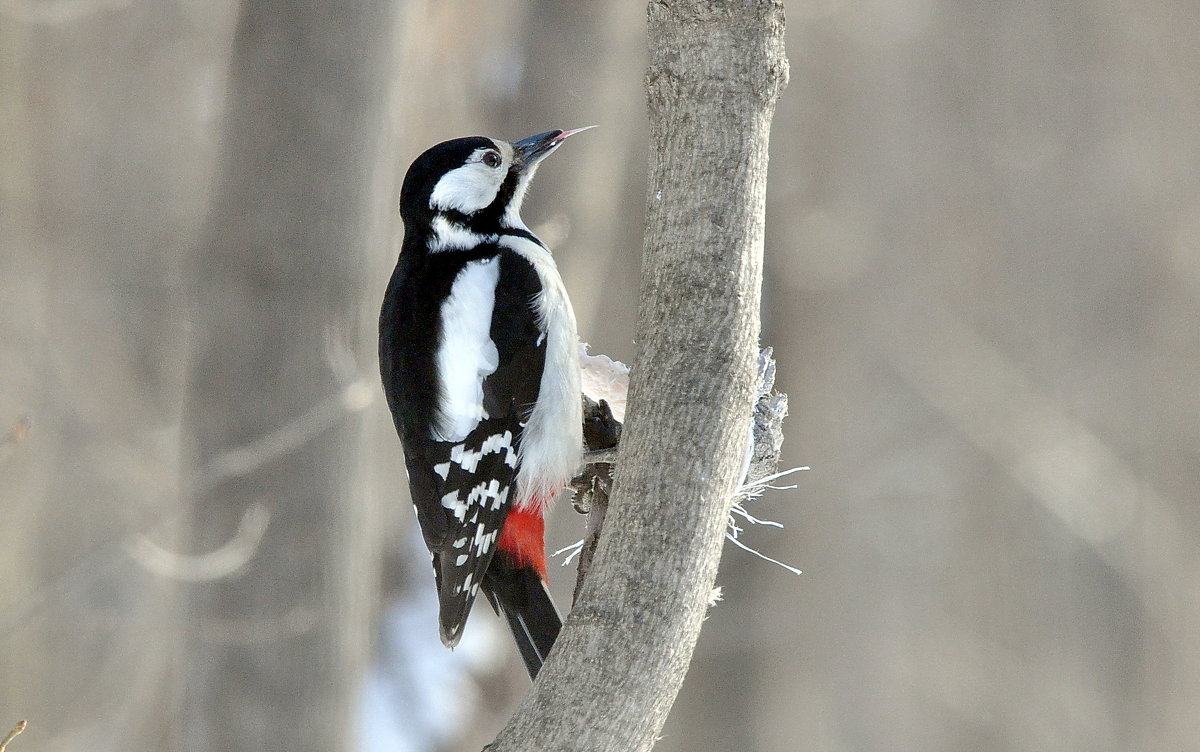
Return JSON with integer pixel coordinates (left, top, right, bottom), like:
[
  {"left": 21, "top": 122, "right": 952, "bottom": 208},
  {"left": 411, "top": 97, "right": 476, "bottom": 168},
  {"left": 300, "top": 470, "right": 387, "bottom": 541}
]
[{"left": 512, "top": 126, "right": 595, "bottom": 169}]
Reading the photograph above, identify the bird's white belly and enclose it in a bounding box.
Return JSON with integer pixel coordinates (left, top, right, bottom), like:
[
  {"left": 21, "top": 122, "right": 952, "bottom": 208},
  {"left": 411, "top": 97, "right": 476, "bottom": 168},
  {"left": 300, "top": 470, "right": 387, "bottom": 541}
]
[{"left": 498, "top": 235, "right": 583, "bottom": 508}]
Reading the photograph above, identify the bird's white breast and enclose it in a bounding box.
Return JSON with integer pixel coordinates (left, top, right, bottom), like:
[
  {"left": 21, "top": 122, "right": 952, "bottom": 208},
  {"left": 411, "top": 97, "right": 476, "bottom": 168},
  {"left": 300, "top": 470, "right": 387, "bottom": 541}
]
[{"left": 497, "top": 234, "right": 583, "bottom": 508}]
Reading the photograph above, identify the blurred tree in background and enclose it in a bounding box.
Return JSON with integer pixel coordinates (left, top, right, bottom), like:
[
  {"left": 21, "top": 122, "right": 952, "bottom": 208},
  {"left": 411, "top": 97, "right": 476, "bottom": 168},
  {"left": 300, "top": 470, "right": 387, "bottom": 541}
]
[{"left": 3, "top": 1, "right": 1200, "bottom": 751}]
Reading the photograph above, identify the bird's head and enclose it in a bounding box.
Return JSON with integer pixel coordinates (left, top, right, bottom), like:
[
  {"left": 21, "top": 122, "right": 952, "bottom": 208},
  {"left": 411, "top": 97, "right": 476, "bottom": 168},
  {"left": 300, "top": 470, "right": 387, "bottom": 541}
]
[{"left": 399, "top": 128, "right": 592, "bottom": 238}]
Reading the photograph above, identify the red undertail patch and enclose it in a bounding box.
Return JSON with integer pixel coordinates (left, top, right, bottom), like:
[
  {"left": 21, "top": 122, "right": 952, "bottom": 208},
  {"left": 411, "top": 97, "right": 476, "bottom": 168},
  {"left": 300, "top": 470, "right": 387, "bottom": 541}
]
[{"left": 497, "top": 503, "right": 547, "bottom": 580}]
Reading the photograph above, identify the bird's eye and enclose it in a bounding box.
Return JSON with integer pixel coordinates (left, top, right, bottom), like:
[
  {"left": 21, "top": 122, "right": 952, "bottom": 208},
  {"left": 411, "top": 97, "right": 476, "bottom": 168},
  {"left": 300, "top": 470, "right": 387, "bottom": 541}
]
[{"left": 481, "top": 151, "right": 502, "bottom": 168}]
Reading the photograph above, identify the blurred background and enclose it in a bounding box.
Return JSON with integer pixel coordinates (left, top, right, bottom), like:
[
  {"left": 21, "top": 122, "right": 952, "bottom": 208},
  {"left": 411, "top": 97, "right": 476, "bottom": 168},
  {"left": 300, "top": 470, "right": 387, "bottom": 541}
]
[{"left": 3, "top": 1, "right": 1199, "bottom": 750}]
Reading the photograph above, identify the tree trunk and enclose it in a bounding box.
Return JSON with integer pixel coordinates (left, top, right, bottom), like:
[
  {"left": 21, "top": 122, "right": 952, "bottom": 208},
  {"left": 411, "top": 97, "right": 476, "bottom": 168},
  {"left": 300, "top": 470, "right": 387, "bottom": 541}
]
[
  {"left": 0, "top": 7, "right": 226, "bottom": 749},
  {"left": 487, "top": 3, "right": 787, "bottom": 750},
  {"left": 177, "top": 2, "right": 396, "bottom": 751}
]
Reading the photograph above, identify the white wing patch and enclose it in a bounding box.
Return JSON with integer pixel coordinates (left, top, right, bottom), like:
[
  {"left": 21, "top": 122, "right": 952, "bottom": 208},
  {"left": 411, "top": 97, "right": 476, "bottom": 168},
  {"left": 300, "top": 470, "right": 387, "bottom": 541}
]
[
  {"left": 448, "top": 430, "right": 517, "bottom": 472},
  {"left": 434, "top": 258, "right": 501, "bottom": 441},
  {"left": 441, "top": 491, "right": 467, "bottom": 521}
]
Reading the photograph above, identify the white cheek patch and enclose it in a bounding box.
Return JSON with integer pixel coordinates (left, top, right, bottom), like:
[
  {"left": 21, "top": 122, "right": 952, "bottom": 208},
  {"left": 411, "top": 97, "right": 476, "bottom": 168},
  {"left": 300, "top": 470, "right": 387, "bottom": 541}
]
[
  {"left": 434, "top": 258, "right": 501, "bottom": 441},
  {"left": 430, "top": 148, "right": 506, "bottom": 214}
]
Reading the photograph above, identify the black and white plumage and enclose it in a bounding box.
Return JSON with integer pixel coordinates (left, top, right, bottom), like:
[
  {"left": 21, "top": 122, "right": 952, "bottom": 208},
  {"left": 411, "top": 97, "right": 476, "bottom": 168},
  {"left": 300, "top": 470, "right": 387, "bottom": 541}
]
[{"left": 379, "top": 129, "right": 588, "bottom": 679}]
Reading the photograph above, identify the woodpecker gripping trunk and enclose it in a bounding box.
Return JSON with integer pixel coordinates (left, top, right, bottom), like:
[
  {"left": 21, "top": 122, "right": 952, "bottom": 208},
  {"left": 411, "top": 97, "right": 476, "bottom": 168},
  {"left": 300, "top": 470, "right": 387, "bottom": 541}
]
[{"left": 380, "top": 130, "right": 587, "bottom": 675}]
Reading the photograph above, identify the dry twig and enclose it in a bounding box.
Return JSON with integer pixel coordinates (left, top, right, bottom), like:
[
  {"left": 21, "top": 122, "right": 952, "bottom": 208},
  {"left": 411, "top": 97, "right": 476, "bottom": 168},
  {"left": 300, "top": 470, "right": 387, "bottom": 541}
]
[{"left": 0, "top": 720, "right": 27, "bottom": 752}]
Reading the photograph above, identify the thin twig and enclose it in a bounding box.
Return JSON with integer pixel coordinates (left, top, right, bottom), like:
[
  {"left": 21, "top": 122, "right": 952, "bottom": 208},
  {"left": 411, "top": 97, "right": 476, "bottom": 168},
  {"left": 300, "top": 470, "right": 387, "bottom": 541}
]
[
  {"left": 0, "top": 720, "right": 27, "bottom": 752},
  {"left": 125, "top": 501, "right": 270, "bottom": 582},
  {"left": 195, "top": 380, "right": 373, "bottom": 494}
]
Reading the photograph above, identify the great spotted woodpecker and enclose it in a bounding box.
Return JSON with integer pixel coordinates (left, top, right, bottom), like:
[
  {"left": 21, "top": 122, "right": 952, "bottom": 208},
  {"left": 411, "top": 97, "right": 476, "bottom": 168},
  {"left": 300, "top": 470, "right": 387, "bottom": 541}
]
[{"left": 379, "top": 129, "right": 588, "bottom": 679}]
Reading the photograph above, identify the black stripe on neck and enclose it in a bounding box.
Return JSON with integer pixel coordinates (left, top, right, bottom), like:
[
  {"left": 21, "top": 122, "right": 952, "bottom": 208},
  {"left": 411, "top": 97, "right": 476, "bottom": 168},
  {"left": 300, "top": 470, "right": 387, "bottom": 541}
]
[{"left": 437, "top": 210, "right": 544, "bottom": 248}]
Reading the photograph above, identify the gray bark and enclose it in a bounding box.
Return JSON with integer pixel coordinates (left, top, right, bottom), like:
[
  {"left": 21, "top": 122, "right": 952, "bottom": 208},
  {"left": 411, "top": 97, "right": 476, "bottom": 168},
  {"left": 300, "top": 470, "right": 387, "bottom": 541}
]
[
  {"left": 177, "top": 2, "right": 395, "bottom": 751},
  {"left": 488, "top": 3, "right": 787, "bottom": 750}
]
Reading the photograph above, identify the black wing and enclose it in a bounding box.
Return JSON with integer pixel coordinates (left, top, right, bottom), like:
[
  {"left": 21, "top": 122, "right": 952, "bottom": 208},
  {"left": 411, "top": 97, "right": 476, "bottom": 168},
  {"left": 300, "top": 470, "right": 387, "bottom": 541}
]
[{"left": 380, "top": 245, "right": 546, "bottom": 646}]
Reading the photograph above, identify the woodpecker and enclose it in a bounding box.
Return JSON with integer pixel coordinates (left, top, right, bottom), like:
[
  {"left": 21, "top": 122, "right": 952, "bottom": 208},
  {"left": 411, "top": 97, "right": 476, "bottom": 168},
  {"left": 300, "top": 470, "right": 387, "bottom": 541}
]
[{"left": 379, "top": 129, "right": 588, "bottom": 679}]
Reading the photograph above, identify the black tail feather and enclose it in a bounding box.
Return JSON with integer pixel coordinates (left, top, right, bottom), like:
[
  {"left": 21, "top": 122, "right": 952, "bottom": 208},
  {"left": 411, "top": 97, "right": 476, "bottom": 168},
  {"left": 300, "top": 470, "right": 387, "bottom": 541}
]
[{"left": 482, "top": 559, "right": 562, "bottom": 680}]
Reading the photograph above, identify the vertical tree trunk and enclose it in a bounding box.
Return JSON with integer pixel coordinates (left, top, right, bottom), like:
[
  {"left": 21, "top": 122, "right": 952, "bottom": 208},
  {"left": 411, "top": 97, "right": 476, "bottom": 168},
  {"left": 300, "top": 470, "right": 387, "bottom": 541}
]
[
  {"left": 0, "top": 7, "right": 226, "bottom": 750},
  {"left": 178, "top": 2, "right": 396, "bottom": 751},
  {"left": 488, "top": 3, "right": 787, "bottom": 750}
]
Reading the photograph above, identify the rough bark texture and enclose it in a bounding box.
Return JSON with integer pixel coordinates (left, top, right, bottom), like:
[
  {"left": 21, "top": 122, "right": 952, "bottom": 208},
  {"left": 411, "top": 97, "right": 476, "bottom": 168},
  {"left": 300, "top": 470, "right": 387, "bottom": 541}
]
[{"left": 488, "top": 3, "right": 787, "bottom": 750}]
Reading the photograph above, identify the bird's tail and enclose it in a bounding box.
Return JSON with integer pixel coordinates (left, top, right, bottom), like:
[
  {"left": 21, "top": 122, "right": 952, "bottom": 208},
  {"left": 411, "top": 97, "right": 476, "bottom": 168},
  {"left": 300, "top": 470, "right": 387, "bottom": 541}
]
[{"left": 482, "top": 556, "right": 562, "bottom": 680}]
